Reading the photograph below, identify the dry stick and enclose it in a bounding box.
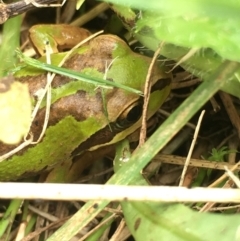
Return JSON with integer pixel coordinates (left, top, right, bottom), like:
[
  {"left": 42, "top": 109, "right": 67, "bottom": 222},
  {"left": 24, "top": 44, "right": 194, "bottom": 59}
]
[
  {"left": 0, "top": 135, "right": 33, "bottom": 162},
  {"left": 179, "top": 110, "right": 205, "bottom": 186},
  {"left": 110, "top": 218, "right": 126, "bottom": 241},
  {"left": 224, "top": 166, "right": 240, "bottom": 188},
  {"left": 199, "top": 178, "right": 235, "bottom": 212},
  {"left": 139, "top": 43, "right": 163, "bottom": 146},
  {"left": 153, "top": 154, "right": 240, "bottom": 171},
  {"left": 0, "top": 0, "right": 59, "bottom": 24},
  {"left": 208, "top": 161, "right": 240, "bottom": 188},
  {"left": 78, "top": 213, "right": 118, "bottom": 241},
  {"left": 21, "top": 216, "right": 69, "bottom": 241},
  {"left": 203, "top": 204, "right": 240, "bottom": 211},
  {"left": 219, "top": 91, "right": 240, "bottom": 138},
  {"left": 199, "top": 161, "right": 240, "bottom": 212},
  {"left": 31, "top": 41, "right": 53, "bottom": 144},
  {"left": 15, "top": 214, "right": 32, "bottom": 241},
  {"left": 28, "top": 205, "right": 59, "bottom": 222}
]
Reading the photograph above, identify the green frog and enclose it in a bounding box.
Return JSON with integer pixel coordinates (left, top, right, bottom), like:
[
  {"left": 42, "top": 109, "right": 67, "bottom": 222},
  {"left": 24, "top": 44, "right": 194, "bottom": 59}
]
[{"left": 0, "top": 24, "right": 171, "bottom": 182}]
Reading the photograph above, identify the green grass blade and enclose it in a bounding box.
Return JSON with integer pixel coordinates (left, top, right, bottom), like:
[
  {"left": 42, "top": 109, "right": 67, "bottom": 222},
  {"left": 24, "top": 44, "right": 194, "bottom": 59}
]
[
  {"left": 0, "top": 199, "right": 23, "bottom": 239},
  {"left": 0, "top": 16, "right": 21, "bottom": 77},
  {"left": 16, "top": 51, "right": 143, "bottom": 95}
]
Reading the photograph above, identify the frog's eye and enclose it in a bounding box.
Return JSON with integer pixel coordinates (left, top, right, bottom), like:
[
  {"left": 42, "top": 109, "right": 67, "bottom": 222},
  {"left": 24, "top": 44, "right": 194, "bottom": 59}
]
[{"left": 116, "top": 100, "right": 143, "bottom": 129}]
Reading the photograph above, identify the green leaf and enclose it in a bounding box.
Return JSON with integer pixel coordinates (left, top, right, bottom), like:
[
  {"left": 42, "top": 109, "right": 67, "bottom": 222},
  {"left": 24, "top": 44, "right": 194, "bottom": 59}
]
[
  {"left": 0, "top": 16, "right": 21, "bottom": 77},
  {"left": 123, "top": 202, "right": 240, "bottom": 241},
  {"left": 106, "top": 0, "right": 240, "bottom": 98},
  {"left": 136, "top": 10, "right": 240, "bottom": 62},
  {"left": 208, "top": 146, "right": 237, "bottom": 162},
  {"left": 0, "top": 199, "right": 23, "bottom": 239}
]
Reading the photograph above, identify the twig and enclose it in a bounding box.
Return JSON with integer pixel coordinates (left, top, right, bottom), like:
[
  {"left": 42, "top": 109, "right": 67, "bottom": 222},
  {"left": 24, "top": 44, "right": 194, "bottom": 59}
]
[
  {"left": 224, "top": 166, "right": 240, "bottom": 188},
  {"left": 153, "top": 154, "right": 240, "bottom": 171},
  {"left": 0, "top": 0, "right": 59, "bottom": 24},
  {"left": 199, "top": 178, "right": 235, "bottom": 212},
  {"left": 179, "top": 110, "right": 205, "bottom": 186},
  {"left": 21, "top": 216, "right": 69, "bottom": 241},
  {"left": 219, "top": 91, "right": 240, "bottom": 138},
  {"left": 138, "top": 43, "right": 163, "bottom": 146}
]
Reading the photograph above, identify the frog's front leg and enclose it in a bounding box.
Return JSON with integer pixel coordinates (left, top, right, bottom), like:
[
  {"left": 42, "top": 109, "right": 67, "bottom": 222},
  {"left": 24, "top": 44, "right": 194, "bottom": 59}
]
[{"left": 29, "top": 24, "right": 91, "bottom": 55}]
